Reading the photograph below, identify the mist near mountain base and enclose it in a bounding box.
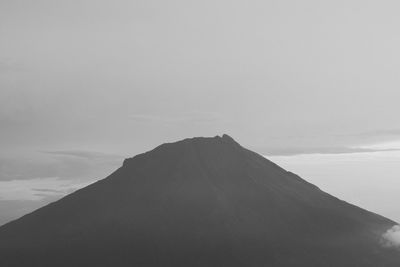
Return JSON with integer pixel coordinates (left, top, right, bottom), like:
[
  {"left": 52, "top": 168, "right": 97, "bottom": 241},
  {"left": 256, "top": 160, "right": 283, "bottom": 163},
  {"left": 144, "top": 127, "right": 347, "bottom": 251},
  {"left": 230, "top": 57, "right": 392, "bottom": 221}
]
[{"left": 382, "top": 225, "right": 400, "bottom": 249}]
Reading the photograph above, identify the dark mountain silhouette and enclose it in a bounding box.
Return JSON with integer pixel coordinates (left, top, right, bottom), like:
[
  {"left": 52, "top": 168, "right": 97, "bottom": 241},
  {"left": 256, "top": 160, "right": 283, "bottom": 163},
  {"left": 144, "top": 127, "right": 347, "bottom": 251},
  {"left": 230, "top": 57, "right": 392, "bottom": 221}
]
[{"left": 0, "top": 135, "right": 399, "bottom": 266}]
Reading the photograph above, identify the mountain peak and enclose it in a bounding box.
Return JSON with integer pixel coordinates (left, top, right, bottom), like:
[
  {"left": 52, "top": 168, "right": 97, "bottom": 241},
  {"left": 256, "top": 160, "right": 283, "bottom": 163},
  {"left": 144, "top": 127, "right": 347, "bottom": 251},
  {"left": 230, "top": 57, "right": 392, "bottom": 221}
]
[
  {"left": 221, "top": 133, "right": 238, "bottom": 144},
  {"left": 123, "top": 134, "right": 241, "bottom": 167}
]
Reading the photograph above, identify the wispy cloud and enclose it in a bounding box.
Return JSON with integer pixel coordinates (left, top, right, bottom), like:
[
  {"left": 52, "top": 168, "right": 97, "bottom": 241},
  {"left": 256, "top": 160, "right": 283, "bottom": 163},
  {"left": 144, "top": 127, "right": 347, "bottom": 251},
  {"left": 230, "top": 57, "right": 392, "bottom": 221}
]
[
  {"left": 0, "top": 177, "right": 92, "bottom": 201},
  {"left": 350, "top": 129, "right": 400, "bottom": 138},
  {"left": 0, "top": 150, "right": 123, "bottom": 182},
  {"left": 42, "top": 150, "right": 123, "bottom": 160},
  {"left": 129, "top": 111, "right": 224, "bottom": 124},
  {"left": 0, "top": 148, "right": 124, "bottom": 226},
  {"left": 32, "top": 188, "right": 67, "bottom": 194},
  {"left": 0, "top": 184, "right": 90, "bottom": 226},
  {"left": 258, "top": 146, "right": 400, "bottom": 156},
  {"left": 0, "top": 199, "right": 50, "bottom": 226},
  {"left": 0, "top": 58, "right": 25, "bottom": 73}
]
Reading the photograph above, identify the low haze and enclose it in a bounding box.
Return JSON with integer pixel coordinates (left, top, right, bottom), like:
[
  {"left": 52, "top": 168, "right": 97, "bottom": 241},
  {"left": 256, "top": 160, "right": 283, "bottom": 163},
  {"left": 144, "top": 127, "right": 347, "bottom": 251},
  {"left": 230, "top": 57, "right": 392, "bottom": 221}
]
[{"left": 1, "top": 0, "right": 400, "bottom": 225}]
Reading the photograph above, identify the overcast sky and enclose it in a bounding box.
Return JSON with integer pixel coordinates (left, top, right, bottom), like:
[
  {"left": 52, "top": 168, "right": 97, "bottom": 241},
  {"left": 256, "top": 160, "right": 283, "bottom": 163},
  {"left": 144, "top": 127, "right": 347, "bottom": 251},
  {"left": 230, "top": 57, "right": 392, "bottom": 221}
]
[{"left": 1, "top": 0, "right": 400, "bottom": 225}]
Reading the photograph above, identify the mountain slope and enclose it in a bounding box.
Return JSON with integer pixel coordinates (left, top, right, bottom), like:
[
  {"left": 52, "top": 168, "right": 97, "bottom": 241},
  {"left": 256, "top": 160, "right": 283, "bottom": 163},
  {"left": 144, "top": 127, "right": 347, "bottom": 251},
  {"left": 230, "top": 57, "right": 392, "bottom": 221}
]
[{"left": 0, "top": 134, "right": 399, "bottom": 266}]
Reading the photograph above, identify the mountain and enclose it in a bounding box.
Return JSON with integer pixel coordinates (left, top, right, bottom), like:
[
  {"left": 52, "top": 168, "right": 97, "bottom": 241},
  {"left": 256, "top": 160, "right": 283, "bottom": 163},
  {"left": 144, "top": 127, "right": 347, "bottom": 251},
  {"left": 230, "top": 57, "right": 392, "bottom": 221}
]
[{"left": 0, "top": 135, "right": 399, "bottom": 266}]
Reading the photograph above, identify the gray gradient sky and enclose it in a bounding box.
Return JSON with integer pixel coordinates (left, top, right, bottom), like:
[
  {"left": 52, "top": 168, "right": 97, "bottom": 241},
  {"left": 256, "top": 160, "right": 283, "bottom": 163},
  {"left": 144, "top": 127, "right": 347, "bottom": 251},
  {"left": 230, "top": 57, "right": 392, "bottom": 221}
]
[{"left": 1, "top": 0, "right": 400, "bottom": 225}]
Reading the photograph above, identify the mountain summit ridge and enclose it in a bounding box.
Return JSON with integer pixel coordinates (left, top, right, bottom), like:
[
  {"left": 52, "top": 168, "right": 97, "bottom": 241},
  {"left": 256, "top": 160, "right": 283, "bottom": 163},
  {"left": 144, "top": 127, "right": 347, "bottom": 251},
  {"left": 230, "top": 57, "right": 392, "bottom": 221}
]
[
  {"left": 122, "top": 134, "right": 236, "bottom": 164},
  {"left": 0, "top": 135, "right": 399, "bottom": 266}
]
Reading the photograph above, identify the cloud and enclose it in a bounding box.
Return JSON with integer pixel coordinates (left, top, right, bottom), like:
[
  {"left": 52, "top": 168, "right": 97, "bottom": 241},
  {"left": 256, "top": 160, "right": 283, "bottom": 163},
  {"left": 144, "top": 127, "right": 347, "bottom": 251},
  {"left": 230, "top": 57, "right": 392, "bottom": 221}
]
[
  {"left": 129, "top": 111, "right": 224, "bottom": 124},
  {"left": 32, "top": 188, "right": 67, "bottom": 194},
  {"left": 381, "top": 225, "right": 400, "bottom": 249},
  {"left": 0, "top": 150, "right": 123, "bottom": 182},
  {"left": 0, "top": 58, "right": 26, "bottom": 73},
  {"left": 42, "top": 150, "right": 123, "bottom": 160},
  {"left": 0, "top": 148, "right": 123, "bottom": 225},
  {"left": 0, "top": 148, "right": 125, "bottom": 225},
  {"left": 0, "top": 189, "right": 78, "bottom": 226},
  {"left": 331, "top": 129, "right": 400, "bottom": 148},
  {"left": 0, "top": 177, "right": 92, "bottom": 201},
  {"left": 0, "top": 199, "right": 50, "bottom": 226},
  {"left": 352, "top": 129, "right": 400, "bottom": 138},
  {"left": 258, "top": 146, "right": 400, "bottom": 156}
]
